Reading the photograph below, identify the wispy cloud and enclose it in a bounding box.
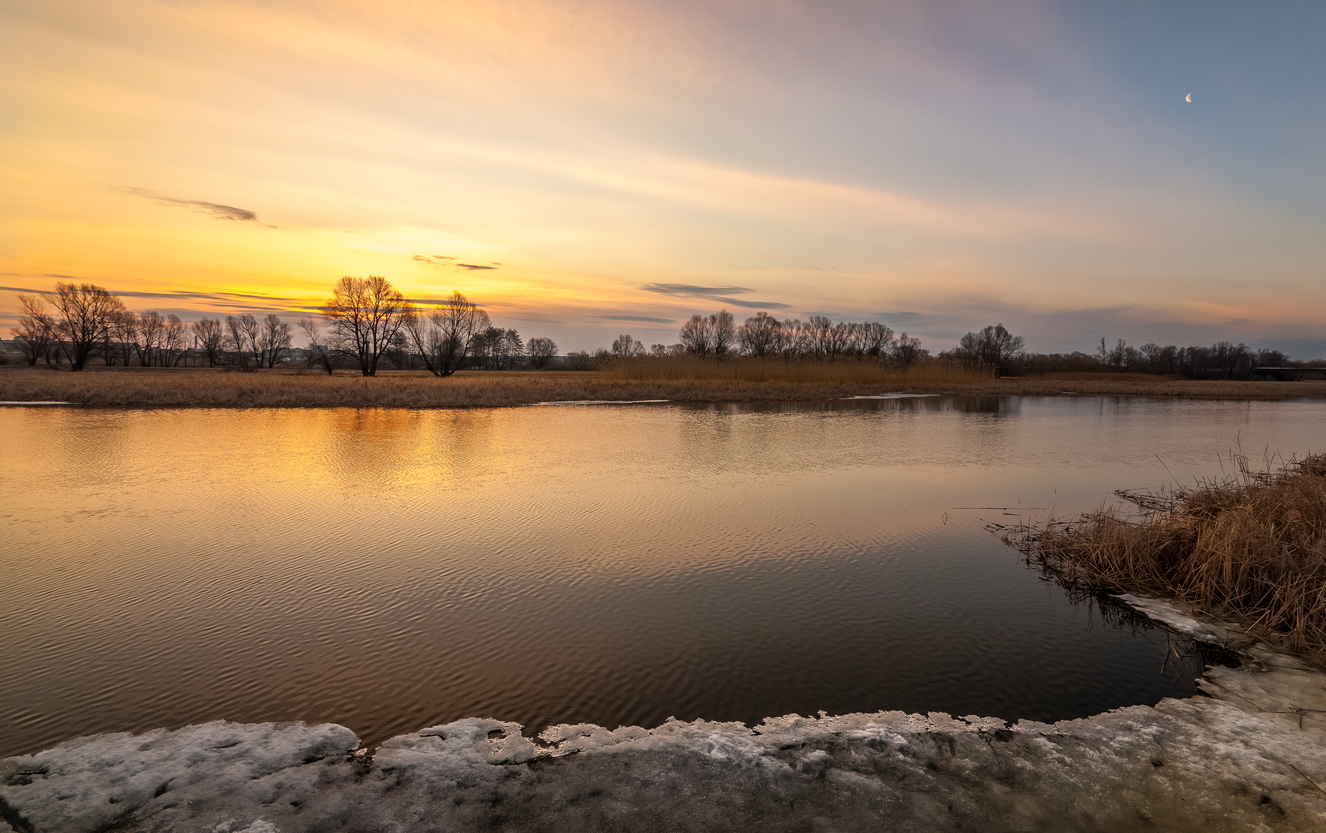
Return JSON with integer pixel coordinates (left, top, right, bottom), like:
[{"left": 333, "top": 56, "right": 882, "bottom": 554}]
[
  {"left": 2, "top": 281, "right": 315, "bottom": 315},
  {"left": 640, "top": 282, "right": 789, "bottom": 310},
  {"left": 124, "top": 188, "right": 270, "bottom": 225},
  {"left": 412, "top": 255, "right": 498, "bottom": 271},
  {"left": 600, "top": 314, "right": 675, "bottom": 324}
]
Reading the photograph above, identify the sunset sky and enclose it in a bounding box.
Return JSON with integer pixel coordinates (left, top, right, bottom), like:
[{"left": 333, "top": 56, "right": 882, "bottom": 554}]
[{"left": 2, "top": 0, "right": 1323, "bottom": 355}]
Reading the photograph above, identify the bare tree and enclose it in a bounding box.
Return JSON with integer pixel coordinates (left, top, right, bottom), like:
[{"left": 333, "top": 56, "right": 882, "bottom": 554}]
[
  {"left": 192, "top": 318, "right": 225, "bottom": 367},
  {"left": 611, "top": 333, "right": 644, "bottom": 358},
  {"left": 473, "top": 326, "right": 523, "bottom": 369},
  {"left": 889, "top": 333, "right": 927, "bottom": 369},
  {"left": 710, "top": 310, "right": 735, "bottom": 360},
  {"left": 404, "top": 290, "right": 489, "bottom": 377},
  {"left": 321, "top": 275, "right": 411, "bottom": 377},
  {"left": 163, "top": 314, "right": 188, "bottom": 366},
  {"left": 258, "top": 314, "right": 292, "bottom": 368},
  {"left": 224, "top": 314, "right": 262, "bottom": 368},
  {"left": 12, "top": 294, "right": 59, "bottom": 366},
  {"left": 527, "top": 336, "right": 558, "bottom": 369},
  {"left": 136, "top": 310, "right": 167, "bottom": 366},
  {"left": 106, "top": 310, "right": 138, "bottom": 367},
  {"left": 299, "top": 318, "right": 336, "bottom": 375},
  {"left": 737, "top": 312, "right": 781, "bottom": 358},
  {"left": 49, "top": 282, "right": 126, "bottom": 370},
  {"left": 679, "top": 314, "right": 713, "bottom": 357},
  {"left": 953, "top": 323, "right": 1025, "bottom": 375},
  {"left": 860, "top": 322, "right": 895, "bottom": 361}
]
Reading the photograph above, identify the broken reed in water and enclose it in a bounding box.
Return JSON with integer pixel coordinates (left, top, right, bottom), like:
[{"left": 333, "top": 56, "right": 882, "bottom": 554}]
[{"left": 1004, "top": 453, "right": 1326, "bottom": 663}]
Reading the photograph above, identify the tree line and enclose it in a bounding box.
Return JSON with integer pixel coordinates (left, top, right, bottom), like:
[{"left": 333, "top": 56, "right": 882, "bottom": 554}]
[
  {"left": 10, "top": 278, "right": 562, "bottom": 376},
  {"left": 601, "top": 310, "right": 930, "bottom": 368},
  {"left": 628, "top": 312, "right": 1317, "bottom": 381},
  {"left": 9, "top": 279, "right": 1319, "bottom": 379}
]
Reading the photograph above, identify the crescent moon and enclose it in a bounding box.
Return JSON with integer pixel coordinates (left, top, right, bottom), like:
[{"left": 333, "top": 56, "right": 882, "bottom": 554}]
[{"left": 1185, "top": 93, "right": 1192, "bottom": 103}]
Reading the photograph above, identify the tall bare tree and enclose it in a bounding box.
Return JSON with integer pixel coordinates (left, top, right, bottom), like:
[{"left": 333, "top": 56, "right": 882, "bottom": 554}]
[
  {"left": 299, "top": 318, "right": 336, "bottom": 375},
  {"left": 404, "top": 290, "right": 489, "bottom": 377},
  {"left": 321, "top": 275, "right": 411, "bottom": 377},
  {"left": 163, "top": 314, "right": 188, "bottom": 366},
  {"left": 106, "top": 310, "right": 138, "bottom": 367},
  {"left": 258, "top": 314, "right": 292, "bottom": 368},
  {"left": 710, "top": 309, "right": 735, "bottom": 360},
  {"left": 679, "top": 314, "right": 713, "bottom": 357},
  {"left": 192, "top": 318, "right": 225, "bottom": 366},
  {"left": 527, "top": 336, "right": 558, "bottom": 369},
  {"left": 12, "top": 294, "right": 59, "bottom": 366},
  {"left": 49, "top": 282, "right": 126, "bottom": 370},
  {"left": 611, "top": 333, "right": 644, "bottom": 358},
  {"left": 224, "top": 314, "right": 261, "bottom": 367},
  {"left": 953, "top": 323, "right": 1025, "bottom": 376},
  {"left": 136, "top": 310, "right": 167, "bottom": 366}
]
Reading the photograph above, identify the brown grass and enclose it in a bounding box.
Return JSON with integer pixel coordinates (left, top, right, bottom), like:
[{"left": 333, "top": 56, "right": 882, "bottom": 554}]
[
  {"left": 1, "top": 365, "right": 1325, "bottom": 408},
  {"left": 607, "top": 355, "right": 992, "bottom": 385},
  {"left": 1004, "top": 453, "right": 1326, "bottom": 664}
]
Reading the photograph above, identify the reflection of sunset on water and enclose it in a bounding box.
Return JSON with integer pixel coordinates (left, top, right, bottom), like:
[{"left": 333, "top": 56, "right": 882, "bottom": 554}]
[{"left": 4, "top": 397, "right": 1323, "bottom": 757}]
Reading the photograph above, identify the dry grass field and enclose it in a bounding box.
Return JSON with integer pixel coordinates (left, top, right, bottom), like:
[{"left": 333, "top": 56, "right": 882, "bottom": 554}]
[
  {"left": 2, "top": 364, "right": 1325, "bottom": 408},
  {"left": 1006, "top": 453, "right": 1326, "bottom": 665}
]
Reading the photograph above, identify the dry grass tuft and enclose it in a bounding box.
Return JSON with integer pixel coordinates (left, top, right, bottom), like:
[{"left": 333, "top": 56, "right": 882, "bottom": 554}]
[{"left": 1005, "top": 453, "right": 1326, "bottom": 663}]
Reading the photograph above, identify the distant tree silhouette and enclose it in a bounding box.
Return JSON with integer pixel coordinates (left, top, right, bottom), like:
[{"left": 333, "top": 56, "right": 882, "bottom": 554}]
[
  {"left": 953, "top": 323, "right": 1025, "bottom": 376},
  {"left": 12, "top": 294, "right": 59, "bottom": 367},
  {"left": 320, "top": 275, "right": 411, "bottom": 377},
  {"left": 404, "top": 290, "right": 489, "bottom": 377},
  {"left": 299, "top": 318, "right": 336, "bottom": 375},
  {"left": 192, "top": 318, "right": 225, "bottom": 367},
  {"left": 49, "top": 282, "right": 126, "bottom": 370},
  {"left": 259, "top": 314, "right": 292, "bottom": 368},
  {"left": 527, "top": 336, "right": 558, "bottom": 369},
  {"left": 611, "top": 333, "right": 644, "bottom": 358}
]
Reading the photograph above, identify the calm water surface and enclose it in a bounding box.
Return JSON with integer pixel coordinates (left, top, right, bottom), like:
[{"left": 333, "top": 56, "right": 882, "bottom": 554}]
[{"left": 2, "top": 395, "right": 1323, "bottom": 756}]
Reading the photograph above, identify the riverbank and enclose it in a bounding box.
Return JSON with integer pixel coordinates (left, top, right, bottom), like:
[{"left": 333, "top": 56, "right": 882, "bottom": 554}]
[
  {"left": 3, "top": 596, "right": 1323, "bottom": 833},
  {"left": 3, "top": 367, "right": 1325, "bottom": 408},
  {"left": 1004, "top": 453, "right": 1326, "bottom": 668}
]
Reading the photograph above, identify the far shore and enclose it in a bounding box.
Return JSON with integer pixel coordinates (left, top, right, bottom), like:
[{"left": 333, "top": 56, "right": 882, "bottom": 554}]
[{"left": 2, "top": 366, "right": 1326, "bottom": 408}]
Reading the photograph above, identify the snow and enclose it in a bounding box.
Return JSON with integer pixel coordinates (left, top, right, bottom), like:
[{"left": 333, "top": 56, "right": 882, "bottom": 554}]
[{"left": 4, "top": 597, "right": 1325, "bottom": 832}]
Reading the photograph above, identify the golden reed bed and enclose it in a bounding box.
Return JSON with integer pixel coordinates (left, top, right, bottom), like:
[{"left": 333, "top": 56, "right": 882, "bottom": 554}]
[
  {"left": 1, "top": 364, "right": 1325, "bottom": 408},
  {"left": 1006, "top": 453, "right": 1326, "bottom": 665}
]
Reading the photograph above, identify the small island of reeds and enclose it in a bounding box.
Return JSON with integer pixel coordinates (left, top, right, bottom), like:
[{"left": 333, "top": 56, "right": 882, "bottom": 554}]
[{"left": 1005, "top": 452, "right": 1326, "bottom": 666}]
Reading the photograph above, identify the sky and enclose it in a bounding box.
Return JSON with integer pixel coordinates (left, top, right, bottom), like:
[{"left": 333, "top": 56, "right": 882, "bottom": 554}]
[{"left": 2, "top": 0, "right": 1324, "bottom": 355}]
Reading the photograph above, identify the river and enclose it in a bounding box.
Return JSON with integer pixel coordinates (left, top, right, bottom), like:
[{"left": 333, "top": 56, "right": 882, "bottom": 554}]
[{"left": 2, "top": 395, "right": 1322, "bottom": 757}]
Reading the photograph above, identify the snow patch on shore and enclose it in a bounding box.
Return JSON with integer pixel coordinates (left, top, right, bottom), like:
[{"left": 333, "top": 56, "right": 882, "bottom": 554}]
[{"left": 4, "top": 597, "right": 1325, "bottom": 832}]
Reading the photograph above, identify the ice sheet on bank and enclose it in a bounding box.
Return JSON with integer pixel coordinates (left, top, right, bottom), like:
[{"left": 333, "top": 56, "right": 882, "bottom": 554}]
[{"left": 4, "top": 597, "right": 1324, "bottom": 832}]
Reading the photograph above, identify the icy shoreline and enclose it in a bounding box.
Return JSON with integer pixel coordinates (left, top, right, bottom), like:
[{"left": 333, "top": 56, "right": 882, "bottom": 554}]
[{"left": 4, "top": 597, "right": 1325, "bottom": 833}]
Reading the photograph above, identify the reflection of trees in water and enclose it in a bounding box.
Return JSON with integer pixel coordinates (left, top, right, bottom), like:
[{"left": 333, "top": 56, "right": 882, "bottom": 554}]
[
  {"left": 321, "top": 409, "right": 424, "bottom": 488},
  {"left": 424, "top": 411, "right": 500, "bottom": 487},
  {"left": 319, "top": 409, "right": 502, "bottom": 492},
  {"left": 1031, "top": 575, "right": 1232, "bottom": 686},
  {"left": 50, "top": 410, "right": 135, "bottom": 486},
  {"left": 677, "top": 396, "right": 1023, "bottom": 416}
]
